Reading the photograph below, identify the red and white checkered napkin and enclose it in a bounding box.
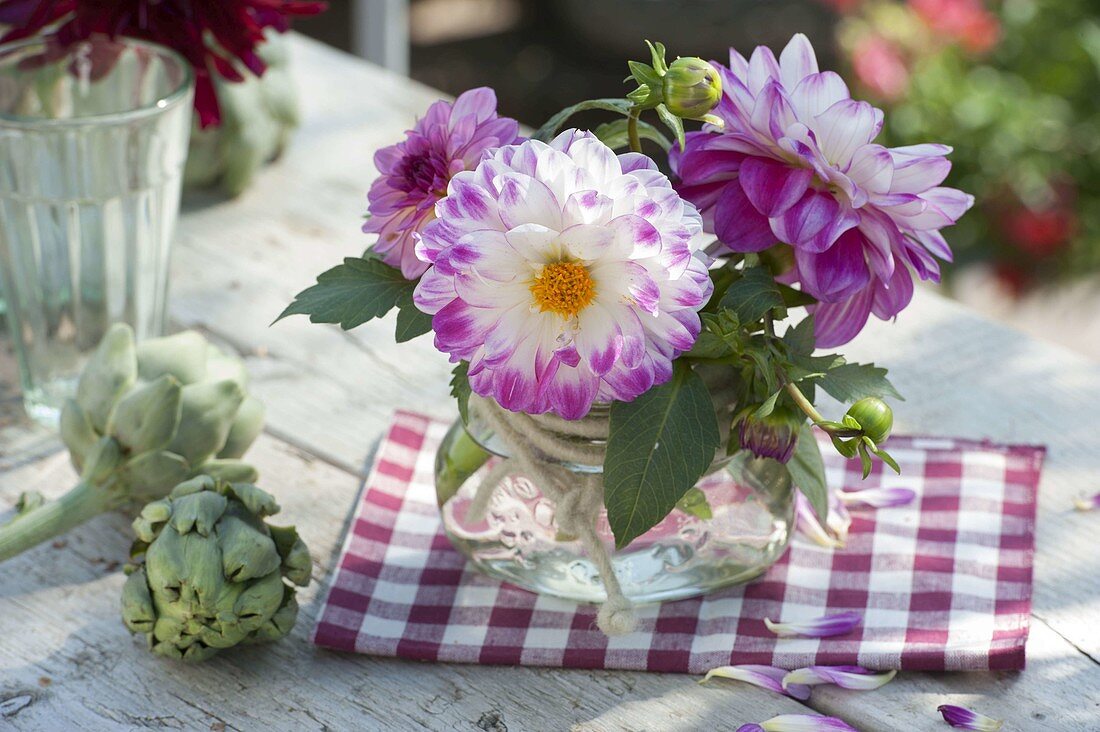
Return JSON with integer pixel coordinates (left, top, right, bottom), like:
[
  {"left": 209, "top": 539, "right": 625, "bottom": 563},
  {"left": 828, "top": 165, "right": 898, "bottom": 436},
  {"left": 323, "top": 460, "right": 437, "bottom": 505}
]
[{"left": 313, "top": 411, "right": 1045, "bottom": 673}]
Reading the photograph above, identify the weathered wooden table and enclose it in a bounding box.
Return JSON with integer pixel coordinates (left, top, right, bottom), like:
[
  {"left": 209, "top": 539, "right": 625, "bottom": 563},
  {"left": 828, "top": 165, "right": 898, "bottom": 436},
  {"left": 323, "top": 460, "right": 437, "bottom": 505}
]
[{"left": 2, "top": 35, "right": 1099, "bottom": 732}]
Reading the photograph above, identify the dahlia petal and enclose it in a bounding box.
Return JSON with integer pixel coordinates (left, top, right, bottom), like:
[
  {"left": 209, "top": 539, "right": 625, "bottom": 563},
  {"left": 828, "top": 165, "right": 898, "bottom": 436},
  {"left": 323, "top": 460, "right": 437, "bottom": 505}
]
[
  {"left": 937, "top": 705, "right": 1004, "bottom": 731},
  {"left": 498, "top": 173, "right": 563, "bottom": 231},
  {"left": 914, "top": 229, "right": 954, "bottom": 262},
  {"left": 812, "top": 286, "right": 874, "bottom": 347},
  {"left": 740, "top": 158, "right": 813, "bottom": 218},
  {"left": 737, "top": 726, "right": 766, "bottom": 732},
  {"left": 857, "top": 214, "right": 899, "bottom": 280},
  {"left": 794, "top": 492, "right": 846, "bottom": 549},
  {"left": 870, "top": 262, "right": 915, "bottom": 320},
  {"left": 433, "top": 299, "right": 500, "bottom": 354},
  {"left": 703, "top": 665, "right": 812, "bottom": 701},
  {"left": 889, "top": 155, "right": 951, "bottom": 194},
  {"left": 1073, "top": 493, "right": 1100, "bottom": 511},
  {"left": 891, "top": 143, "right": 952, "bottom": 158},
  {"left": 563, "top": 190, "right": 614, "bottom": 227},
  {"left": 764, "top": 611, "right": 862, "bottom": 638},
  {"left": 789, "top": 71, "right": 851, "bottom": 122},
  {"left": 505, "top": 224, "right": 559, "bottom": 261},
  {"left": 715, "top": 183, "right": 777, "bottom": 252},
  {"left": 413, "top": 266, "right": 459, "bottom": 314},
  {"left": 783, "top": 666, "right": 897, "bottom": 691},
  {"left": 840, "top": 487, "right": 917, "bottom": 508},
  {"left": 847, "top": 144, "right": 894, "bottom": 198},
  {"left": 440, "top": 174, "right": 501, "bottom": 229},
  {"left": 795, "top": 230, "right": 871, "bottom": 302},
  {"left": 778, "top": 33, "right": 819, "bottom": 89},
  {"left": 752, "top": 80, "right": 799, "bottom": 141},
  {"left": 449, "top": 86, "right": 497, "bottom": 126},
  {"left": 574, "top": 305, "right": 624, "bottom": 376},
  {"left": 814, "top": 99, "right": 881, "bottom": 168},
  {"left": 544, "top": 365, "right": 601, "bottom": 420},
  {"left": 758, "top": 714, "right": 858, "bottom": 732},
  {"left": 559, "top": 223, "right": 617, "bottom": 261},
  {"left": 609, "top": 214, "right": 662, "bottom": 259},
  {"left": 771, "top": 190, "right": 850, "bottom": 253},
  {"left": 747, "top": 45, "right": 782, "bottom": 96},
  {"left": 565, "top": 134, "right": 624, "bottom": 185}
]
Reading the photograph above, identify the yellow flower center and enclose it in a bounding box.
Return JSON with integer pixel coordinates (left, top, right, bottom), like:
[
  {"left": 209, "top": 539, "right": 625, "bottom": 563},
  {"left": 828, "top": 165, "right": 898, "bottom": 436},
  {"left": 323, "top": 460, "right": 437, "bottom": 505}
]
[{"left": 530, "top": 261, "right": 596, "bottom": 318}]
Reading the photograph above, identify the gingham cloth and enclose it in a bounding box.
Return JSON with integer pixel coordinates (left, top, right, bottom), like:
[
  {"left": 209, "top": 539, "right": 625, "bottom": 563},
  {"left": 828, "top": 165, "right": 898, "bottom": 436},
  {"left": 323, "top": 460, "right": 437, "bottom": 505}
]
[{"left": 313, "top": 411, "right": 1045, "bottom": 672}]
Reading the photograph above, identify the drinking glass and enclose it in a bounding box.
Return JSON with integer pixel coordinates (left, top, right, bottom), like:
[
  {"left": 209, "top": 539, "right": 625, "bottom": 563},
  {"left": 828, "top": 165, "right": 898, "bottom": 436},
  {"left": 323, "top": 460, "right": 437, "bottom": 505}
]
[{"left": 0, "top": 35, "right": 194, "bottom": 426}]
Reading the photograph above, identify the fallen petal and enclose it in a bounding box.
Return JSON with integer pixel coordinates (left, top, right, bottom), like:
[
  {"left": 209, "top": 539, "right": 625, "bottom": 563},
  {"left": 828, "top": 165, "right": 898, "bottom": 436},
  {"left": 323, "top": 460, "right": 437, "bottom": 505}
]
[
  {"left": 840, "top": 487, "right": 916, "bottom": 508},
  {"left": 937, "top": 704, "right": 1004, "bottom": 731},
  {"left": 737, "top": 725, "right": 766, "bottom": 732},
  {"left": 1073, "top": 492, "right": 1100, "bottom": 511},
  {"left": 783, "top": 665, "right": 897, "bottom": 690},
  {"left": 759, "top": 713, "right": 859, "bottom": 731},
  {"left": 765, "top": 611, "right": 863, "bottom": 638},
  {"left": 704, "top": 664, "right": 812, "bottom": 700},
  {"left": 796, "top": 492, "right": 845, "bottom": 548}
]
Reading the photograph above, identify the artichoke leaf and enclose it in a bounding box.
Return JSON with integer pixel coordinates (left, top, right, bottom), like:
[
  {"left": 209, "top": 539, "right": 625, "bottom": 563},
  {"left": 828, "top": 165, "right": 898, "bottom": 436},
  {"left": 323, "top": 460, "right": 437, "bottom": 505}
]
[
  {"left": 232, "top": 570, "right": 285, "bottom": 633},
  {"left": 217, "top": 513, "right": 281, "bottom": 582},
  {"left": 196, "top": 459, "right": 259, "bottom": 484},
  {"left": 203, "top": 345, "right": 249, "bottom": 388},
  {"left": 223, "top": 482, "right": 279, "bottom": 518},
  {"left": 269, "top": 524, "right": 311, "bottom": 586},
  {"left": 136, "top": 331, "right": 208, "bottom": 384},
  {"left": 251, "top": 587, "right": 298, "bottom": 642},
  {"left": 116, "top": 452, "right": 191, "bottom": 504},
  {"left": 59, "top": 399, "right": 98, "bottom": 471},
  {"left": 168, "top": 380, "right": 245, "bottom": 465},
  {"left": 81, "top": 437, "right": 123, "bottom": 485},
  {"left": 76, "top": 324, "right": 137, "bottom": 432},
  {"left": 217, "top": 396, "right": 265, "bottom": 459},
  {"left": 108, "top": 375, "right": 183, "bottom": 455},
  {"left": 168, "top": 491, "right": 228, "bottom": 537},
  {"left": 121, "top": 569, "right": 156, "bottom": 634}
]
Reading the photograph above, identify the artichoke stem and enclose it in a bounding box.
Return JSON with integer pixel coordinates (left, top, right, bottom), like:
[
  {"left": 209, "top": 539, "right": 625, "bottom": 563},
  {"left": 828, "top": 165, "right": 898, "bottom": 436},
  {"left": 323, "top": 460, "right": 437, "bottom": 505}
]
[{"left": 0, "top": 481, "right": 112, "bottom": 562}]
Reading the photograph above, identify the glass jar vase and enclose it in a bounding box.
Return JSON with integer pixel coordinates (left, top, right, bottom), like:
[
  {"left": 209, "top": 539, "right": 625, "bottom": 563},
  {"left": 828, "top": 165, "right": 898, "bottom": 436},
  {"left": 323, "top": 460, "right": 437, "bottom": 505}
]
[{"left": 435, "top": 394, "right": 795, "bottom": 605}]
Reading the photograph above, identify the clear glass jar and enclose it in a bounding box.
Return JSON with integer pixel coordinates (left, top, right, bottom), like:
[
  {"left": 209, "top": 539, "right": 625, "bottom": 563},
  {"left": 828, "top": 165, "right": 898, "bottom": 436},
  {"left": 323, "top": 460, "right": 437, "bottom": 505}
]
[{"left": 435, "top": 397, "right": 795, "bottom": 605}]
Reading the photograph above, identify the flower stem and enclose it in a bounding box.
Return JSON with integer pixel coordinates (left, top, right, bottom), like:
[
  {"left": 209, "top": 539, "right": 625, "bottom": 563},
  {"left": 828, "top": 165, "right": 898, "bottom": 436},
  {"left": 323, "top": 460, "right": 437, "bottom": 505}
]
[
  {"left": 627, "top": 109, "right": 642, "bottom": 152},
  {"left": 0, "top": 481, "right": 112, "bottom": 562}
]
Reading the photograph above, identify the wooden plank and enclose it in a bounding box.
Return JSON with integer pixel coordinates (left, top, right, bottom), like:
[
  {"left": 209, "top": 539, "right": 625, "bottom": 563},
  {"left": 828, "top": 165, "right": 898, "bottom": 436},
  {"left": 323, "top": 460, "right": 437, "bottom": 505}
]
[{"left": 0, "top": 435, "right": 814, "bottom": 731}]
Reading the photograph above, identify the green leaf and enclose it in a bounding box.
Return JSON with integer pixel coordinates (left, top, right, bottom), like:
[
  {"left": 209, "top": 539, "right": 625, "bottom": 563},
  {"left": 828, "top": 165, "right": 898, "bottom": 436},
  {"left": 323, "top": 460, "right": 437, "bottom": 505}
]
[
  {"left": 604, "top": 362, "right": 721, "bottom": 549},
  {"left": 450, "top": 362, "right": 472, "bottom": 424},
  {"left": 719, "top": 266, "right": 783, "bottom": 325},
  {"left": 654, "top": 103, "right": 686, "bottom": 149},
  {"left": 787, "top": 423, "right": 828, "bottom": 523},
  {"left": 782, "top": 316, "right": 816, "bottom": 357},
  {"left": 592, "top": 118, "right": 672, "bottom": 151},
  {"left": 532, "top": 98, "right": 633, "bottom": 143},
  {"left": 394, "top": 291, "right": 433, "bottom": 343},
  {"left": 778, "top": 283, "right": 817, "bottom": 308},
  {"left": 858, "top": 442, "right": 874, "bottom": 478},
  {"left": 754, "top": 390, "right": 781, "bottom": 419},
  {"left": 277, "top": 256, "right": 413, "bottom": 330},
  {"left": 871, "top": 445, "right": 901, "bottom": 474},
  {"left": 818, "top": 362, "right": 904, "bottom": 403}
]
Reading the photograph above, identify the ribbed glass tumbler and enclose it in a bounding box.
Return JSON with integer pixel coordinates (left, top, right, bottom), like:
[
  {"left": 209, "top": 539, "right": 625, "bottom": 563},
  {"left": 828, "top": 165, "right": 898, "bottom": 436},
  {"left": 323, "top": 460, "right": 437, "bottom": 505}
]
[{"left": 0, "top": 35, "right": 194, "bottom": 426}]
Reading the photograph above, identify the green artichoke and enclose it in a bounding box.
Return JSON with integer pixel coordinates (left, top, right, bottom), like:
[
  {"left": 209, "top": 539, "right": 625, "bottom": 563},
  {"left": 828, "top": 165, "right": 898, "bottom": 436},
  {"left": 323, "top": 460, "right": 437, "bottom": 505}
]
[
  {"left": 183, "top": 32, "right": 300, "bottom": 197},
  {"left": 122, "top": 476, "right": 311, "bottom": 661},
  {"left": 0, "top": 323, "right": 264, "bottom": 562}
]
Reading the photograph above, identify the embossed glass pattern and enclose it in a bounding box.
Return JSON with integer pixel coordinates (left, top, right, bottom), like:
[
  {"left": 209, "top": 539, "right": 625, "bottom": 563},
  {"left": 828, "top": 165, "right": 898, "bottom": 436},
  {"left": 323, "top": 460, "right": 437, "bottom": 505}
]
[{"left": 436, "top": 402, "right": 795, "bottom": 605}]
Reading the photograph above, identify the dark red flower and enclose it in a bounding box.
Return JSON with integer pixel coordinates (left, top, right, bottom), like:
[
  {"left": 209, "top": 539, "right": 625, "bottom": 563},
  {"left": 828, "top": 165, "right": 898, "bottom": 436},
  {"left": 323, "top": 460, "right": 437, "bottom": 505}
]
[{"left": 0, "top": 0, "right": 326, "bottom": 127}]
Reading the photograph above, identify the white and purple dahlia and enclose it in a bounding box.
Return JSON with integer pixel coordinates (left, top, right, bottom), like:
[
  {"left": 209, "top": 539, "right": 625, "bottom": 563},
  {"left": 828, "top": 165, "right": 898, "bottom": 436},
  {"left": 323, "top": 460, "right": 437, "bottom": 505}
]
[
  {"left": 414, "top": 130, "right": 712, "bottom": 419},
  {"left": 671, "top": 33, "right": 973, "bottom": 346},
  {"left": 364, "top": 87, "right": 521, "bottom": 279}
]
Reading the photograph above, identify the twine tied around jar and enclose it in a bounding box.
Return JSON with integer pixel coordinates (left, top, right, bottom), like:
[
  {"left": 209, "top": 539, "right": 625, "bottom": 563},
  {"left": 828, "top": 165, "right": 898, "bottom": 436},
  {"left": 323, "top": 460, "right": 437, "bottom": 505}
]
[{"left": 466, "top": 395, "right": 637, "bottom": 635}]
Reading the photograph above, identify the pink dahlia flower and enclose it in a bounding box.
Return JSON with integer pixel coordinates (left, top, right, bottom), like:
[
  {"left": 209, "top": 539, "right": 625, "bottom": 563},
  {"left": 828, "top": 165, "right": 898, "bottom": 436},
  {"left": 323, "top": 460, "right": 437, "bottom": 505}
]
[
  {"left": 414, "top": 130, "right": 712, "bottom": 420},
  {"left": 364, "top": 87, "right": 521, "bottom": 279},
  {"left": 671, "top": 34, "right": 973, "bottom": 346}
]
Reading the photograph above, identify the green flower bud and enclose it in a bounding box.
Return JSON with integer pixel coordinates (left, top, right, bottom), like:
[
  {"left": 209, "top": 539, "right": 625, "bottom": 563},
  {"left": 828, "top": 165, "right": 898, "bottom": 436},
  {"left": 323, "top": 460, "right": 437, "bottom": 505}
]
[
  {"left": 662, "top": 57, "right": 721, "bottom": 120},
  {"left": 846, "top": 397, "right": 894, "bottom": 444}
]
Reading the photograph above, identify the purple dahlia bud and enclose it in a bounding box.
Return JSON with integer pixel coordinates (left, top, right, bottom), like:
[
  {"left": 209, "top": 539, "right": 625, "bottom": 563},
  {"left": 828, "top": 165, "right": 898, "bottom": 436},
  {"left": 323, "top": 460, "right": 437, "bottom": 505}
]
[
  {"left": 662, "top": 57, "right": 722, "bottom": 120},
  {"left": 738, "top": 407, "right": 800, "bottom": 463},
  {"left": 845, "top": 397, "right": 894, "bottom": 444}
]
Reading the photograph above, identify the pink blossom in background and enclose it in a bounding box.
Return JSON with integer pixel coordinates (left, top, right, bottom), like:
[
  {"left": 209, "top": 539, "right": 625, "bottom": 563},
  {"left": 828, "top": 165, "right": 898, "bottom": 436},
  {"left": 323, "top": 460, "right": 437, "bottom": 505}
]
[
  {"left": 910, "top": 0, "right": 1001, "bottom": 54},
  {"left": 364, "top": 88, "right": 521, "bottom": 278},
  {"left": 852, "top": 35, "right": 910, "bottom": 101},
  {"left": 414, "top": 130, "right": 711, "bottom": 419},
  {"left": 671, "top": 34, "right": 973, "bottom": 346}
]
